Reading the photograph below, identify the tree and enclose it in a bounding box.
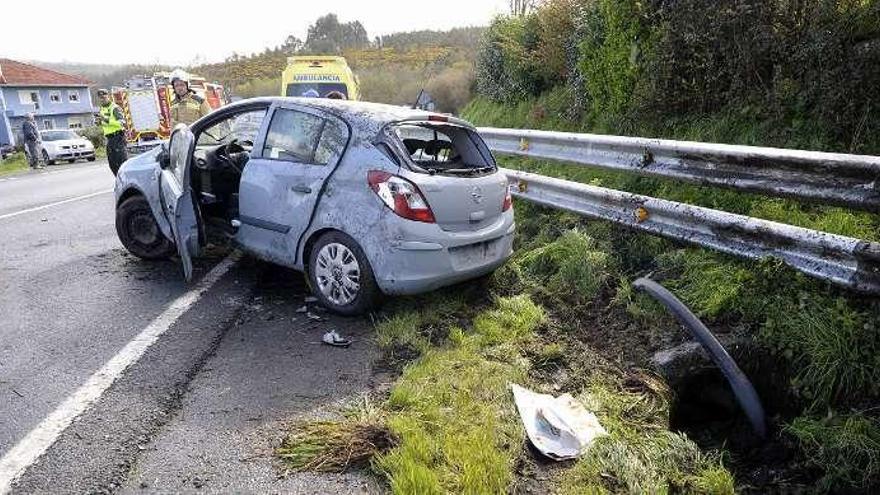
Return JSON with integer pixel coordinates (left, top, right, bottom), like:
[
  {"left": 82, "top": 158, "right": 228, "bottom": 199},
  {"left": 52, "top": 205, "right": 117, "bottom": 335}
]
[
  {"left": 510, "top": 0, "right": 537, "bottom": 16},
  {"left": 303, "top": 13, "right": 370, "bottom": 54},
  {"left": 283, "top": 35, "right": 303, "bottom": 55}
]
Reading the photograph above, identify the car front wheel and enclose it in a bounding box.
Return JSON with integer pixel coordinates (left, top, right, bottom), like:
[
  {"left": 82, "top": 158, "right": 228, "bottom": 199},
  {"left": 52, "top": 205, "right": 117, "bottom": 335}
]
[
  {"left": 116, "top": 195, "right": 175, "bottom": 260},
  {"left": 42, "top": 150, "right": 55, "bottom": 165},
  {"left": 308, "top": 231, "right": 381, "bottom": 315}
]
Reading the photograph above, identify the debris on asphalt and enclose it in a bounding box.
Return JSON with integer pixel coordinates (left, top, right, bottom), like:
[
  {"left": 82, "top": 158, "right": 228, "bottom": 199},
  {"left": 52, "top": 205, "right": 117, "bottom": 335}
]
[
  {"left": 322, "top": 330, "right": 351, "bottom": 348},
  {"left": 295, "top": 305, "right": 308, "bottom": 313},
  {"left": 304, "top": 296, "right": 318, "bottom": 303},
  {"left": 510, "top": 384, "right": 607, "bottom": 461},
  {"left": 307, "top": 312, "right": 323, "bottom": 321}
]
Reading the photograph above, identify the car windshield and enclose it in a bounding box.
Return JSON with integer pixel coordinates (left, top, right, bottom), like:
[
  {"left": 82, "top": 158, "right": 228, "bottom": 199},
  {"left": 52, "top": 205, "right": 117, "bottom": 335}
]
[
  {"left": 42, "top": 130, "right": 80, "bottom": 141},
  {"left": 197, "top": 108, "right": 268, "bottom": 146},
  {"left": 285, "top": 83, "right": 348, "bottom": 99}
]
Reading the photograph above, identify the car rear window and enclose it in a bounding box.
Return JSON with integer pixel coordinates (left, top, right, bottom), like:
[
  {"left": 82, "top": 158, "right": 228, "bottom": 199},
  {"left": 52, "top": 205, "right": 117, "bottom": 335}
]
[{"left": 390, "top": 123, "right": 496, "bottom": 175}]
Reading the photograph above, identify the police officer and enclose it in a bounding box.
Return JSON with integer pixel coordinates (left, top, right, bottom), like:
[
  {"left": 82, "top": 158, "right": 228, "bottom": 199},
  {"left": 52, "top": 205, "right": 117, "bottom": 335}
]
[
  {"left": 169, "top": 70, "right": 211, "bottom": 127},
  {"left": 95, "top": 88, "right": 128, "bottom": 176}
]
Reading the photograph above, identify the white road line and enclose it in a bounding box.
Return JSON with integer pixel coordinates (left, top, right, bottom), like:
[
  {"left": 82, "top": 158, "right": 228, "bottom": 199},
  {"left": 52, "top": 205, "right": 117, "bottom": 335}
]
[
  {"left": 0, "top": 252, "right": 241, "bottom": 494},
  {"left": 0, "top": 189, "right": 113, "bottom": 221}
]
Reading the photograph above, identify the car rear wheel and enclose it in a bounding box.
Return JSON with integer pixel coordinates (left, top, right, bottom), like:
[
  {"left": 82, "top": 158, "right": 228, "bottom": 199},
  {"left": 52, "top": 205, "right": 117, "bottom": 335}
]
[
  {"left": 87, "top": 156, "right": 96, "bottom": 162},
  {"left": 308, "top": 231, "right": 380, "bottom": 315},
  {"left": 116, "top": 195, "right": 175, "bottom": 260},
  {"left": 42, "top": 150, "right": 55, "bottom": 165}
]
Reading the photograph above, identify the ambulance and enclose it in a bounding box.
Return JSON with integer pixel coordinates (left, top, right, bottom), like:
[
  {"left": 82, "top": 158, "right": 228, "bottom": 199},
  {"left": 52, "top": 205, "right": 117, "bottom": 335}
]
[{"left": 280, "top": 56, "right": 360, "bottom": 101}]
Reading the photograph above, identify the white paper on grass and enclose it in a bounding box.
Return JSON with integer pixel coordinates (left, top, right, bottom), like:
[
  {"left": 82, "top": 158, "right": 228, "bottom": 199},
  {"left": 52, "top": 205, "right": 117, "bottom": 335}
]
[{"left": 510, "top": 383, "right": 607, "bottom": 460}]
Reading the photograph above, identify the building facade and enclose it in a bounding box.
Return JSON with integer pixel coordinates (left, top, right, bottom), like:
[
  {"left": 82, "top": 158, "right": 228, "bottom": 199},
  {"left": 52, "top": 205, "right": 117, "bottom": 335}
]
[{"left": 0, "top": 59, "right": 96, "bottom": 147}]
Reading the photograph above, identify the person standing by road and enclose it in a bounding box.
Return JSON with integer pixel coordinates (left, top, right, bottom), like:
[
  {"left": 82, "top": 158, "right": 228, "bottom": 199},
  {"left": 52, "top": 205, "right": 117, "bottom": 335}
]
[
  {"left": 95, "top": 88, "right": 128, "bottom": 176},
  {"left": 169, "top": 70, "right": 211, "bottom": 128},
  {"left": 22, "top": 113, "right": 43, "bottom": 170}
]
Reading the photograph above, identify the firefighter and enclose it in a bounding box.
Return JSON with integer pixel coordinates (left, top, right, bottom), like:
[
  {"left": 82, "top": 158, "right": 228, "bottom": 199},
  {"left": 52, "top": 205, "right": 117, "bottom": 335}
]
[
  {"left": 95, "top": 88, "right": 128, "bottom": 176},
  {"left": 169, "top": 70, "right": 212, "bottom": 127}
]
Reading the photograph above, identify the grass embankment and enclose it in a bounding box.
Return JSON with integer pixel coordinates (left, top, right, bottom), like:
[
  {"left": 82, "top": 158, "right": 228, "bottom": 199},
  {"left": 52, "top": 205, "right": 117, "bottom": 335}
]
[
  {"left": 466, "top": 95, "right": 880, "bottom": 492},
  {"left": 0, "top": 152, "right": 29, "bottom": 175},
  {"left": 0, "top": 147, "right": 105, "bottom": 176},
  {"left": 277, "top": 94, "right": 878, "bottom": 493},
  {"left": 279, "top": 284, "right": 734, "bottom": 493}
]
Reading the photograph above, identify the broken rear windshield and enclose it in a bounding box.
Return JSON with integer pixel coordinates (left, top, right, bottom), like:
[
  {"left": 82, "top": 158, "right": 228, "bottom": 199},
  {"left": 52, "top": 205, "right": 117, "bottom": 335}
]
[{"left": 390, "top": 123, "right": 496, "bottom": 175}]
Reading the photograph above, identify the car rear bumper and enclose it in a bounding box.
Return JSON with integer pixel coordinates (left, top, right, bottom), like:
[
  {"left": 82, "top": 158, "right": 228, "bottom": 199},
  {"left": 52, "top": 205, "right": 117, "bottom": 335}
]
[{"left": 375, "top": 221, "right": 515, "bottom": 295}]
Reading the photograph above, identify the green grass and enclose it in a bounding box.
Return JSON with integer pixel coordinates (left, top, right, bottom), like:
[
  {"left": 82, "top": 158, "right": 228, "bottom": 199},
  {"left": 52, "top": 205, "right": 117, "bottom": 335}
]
[
  {"left": 375, "top": 295, "right": 544, "bottom": 494},
  {"left": 518, "top": 229, "right": 612, "bottom": 301},
  {"left": 0, "top": 152, "right": 29, "bottom": 175},
  {"left": 0, "top": 147, "right": 106, "bottom": 176},
  {"left": 654, "top": 249, "right": 759, "bottom": 320},
  {"left": 786, "top": 412, "right": 880, "bottom": 491},
  {"left": 762, "top": 296, "right": 880, "bottom": 406},
  {"left": 560, "top": 373, "right": 734, "bottom": 494}
]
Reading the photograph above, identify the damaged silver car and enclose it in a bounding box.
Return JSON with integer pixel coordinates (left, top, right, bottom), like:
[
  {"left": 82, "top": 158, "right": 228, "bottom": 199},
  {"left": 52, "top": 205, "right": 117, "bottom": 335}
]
[{"left": 113, "top": 97, "right": 515, "bottom": 314}]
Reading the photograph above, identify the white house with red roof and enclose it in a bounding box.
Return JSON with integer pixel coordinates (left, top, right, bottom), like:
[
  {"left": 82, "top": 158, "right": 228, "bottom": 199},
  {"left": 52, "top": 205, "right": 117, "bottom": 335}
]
[{"left": 0, "top": 59, "right": 97, "bottom": 147}]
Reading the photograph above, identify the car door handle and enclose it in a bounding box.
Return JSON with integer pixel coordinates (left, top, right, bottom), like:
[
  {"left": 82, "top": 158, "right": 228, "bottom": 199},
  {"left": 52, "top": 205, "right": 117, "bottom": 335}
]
[{"left": 290, "top": 185, "right": 312, "bottom": 194}]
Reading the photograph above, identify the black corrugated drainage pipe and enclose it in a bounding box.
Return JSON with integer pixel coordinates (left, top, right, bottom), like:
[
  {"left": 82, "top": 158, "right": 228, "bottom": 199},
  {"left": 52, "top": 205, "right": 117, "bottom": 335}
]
[{"left": 633, "top": 277, "right": 767, "bottom": 439}]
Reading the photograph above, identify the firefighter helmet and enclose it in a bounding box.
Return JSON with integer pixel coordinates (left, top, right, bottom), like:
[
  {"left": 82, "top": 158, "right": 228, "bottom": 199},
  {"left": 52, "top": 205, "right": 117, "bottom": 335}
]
[{"left": 170, "top": 69, "right": 190, "bottom": 88}]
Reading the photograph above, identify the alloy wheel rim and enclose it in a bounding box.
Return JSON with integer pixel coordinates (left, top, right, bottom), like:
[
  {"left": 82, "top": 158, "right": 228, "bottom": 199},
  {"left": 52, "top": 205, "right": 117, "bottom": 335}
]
[{"left": 315, "top": 242, "right": 361, "bottom": 306}]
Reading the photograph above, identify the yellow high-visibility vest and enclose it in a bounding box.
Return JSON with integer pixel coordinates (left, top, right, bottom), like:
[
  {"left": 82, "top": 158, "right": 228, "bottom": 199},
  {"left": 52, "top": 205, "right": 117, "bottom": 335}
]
[{"left": 100, "top": 102, "right": 124, "bottom": 136}]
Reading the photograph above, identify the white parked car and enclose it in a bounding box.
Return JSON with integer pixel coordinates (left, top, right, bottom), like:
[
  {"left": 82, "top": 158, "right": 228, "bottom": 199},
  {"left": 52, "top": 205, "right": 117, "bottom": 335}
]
[{"left": 38, "top": 130, "right": 96, "bottom": 165}]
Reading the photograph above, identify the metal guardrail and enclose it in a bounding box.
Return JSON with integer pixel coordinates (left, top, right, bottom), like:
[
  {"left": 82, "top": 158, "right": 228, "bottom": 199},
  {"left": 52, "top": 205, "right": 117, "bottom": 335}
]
[
  {"left": 503, "top": 168, "right": 880, "bottom": 294},
  {"left": 481, "top": 127, "right": 880, "bottom": 212}
]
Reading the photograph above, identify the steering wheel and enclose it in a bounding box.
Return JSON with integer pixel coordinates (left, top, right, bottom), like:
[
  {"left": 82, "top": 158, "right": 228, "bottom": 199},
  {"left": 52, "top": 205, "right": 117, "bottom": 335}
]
[{"left": 215, "top": 139, "right": 246, "bottom": 174}]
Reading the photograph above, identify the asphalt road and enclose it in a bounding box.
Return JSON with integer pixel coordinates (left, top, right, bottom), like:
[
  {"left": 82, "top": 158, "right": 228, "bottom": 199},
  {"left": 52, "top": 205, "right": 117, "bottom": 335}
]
[{"left": 0, "top": 162, "right": 380, "bottom": 493}]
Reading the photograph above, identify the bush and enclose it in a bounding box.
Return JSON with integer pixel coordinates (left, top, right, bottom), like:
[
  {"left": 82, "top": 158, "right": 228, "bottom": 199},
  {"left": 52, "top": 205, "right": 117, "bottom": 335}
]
[
  {"left": 78, "top": 126, "right": 105, "bottom": 149},
  {"left": 475, "top": 0, "right": 880, "bottom": 152},
  {"left": 425, "top": 64, "right": 475, "bottom": 113}
]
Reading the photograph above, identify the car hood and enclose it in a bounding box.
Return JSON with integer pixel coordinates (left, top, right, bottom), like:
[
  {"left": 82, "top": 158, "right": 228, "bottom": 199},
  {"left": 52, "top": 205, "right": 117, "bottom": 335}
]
[{"left": 44, "top": 139, "right": 92, "bottom": 148}]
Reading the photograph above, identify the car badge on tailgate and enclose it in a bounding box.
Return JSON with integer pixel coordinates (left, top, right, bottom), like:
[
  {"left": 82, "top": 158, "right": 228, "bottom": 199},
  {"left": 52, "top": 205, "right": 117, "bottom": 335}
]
[{"left": 470, "top": 186, "right": 484, "bottom": 204}]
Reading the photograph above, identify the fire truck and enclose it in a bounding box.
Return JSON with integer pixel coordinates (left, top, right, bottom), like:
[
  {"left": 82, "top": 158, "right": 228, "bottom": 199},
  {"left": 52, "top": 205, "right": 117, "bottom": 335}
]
[{"left": 112, "top": 71, "right": 227, "bottom": 153}]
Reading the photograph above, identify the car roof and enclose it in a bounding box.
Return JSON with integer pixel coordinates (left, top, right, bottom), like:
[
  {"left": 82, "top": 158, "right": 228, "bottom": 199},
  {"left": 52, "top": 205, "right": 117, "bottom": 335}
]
[{"left": 221, "top": 97, "right": 474, "bottom": 136}]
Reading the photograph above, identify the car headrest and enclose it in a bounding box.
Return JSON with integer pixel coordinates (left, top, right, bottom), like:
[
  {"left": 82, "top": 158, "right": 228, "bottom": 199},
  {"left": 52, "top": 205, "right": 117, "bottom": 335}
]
[{"left": 422, "top": 139, "right": 452, "bottom": 156}]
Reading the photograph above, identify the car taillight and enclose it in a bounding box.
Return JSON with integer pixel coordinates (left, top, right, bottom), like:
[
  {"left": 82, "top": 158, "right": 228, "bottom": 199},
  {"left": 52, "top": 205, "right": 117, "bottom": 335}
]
[
  {"left": 502, "top": 186, "right": 513, "bottom": 212},
  {"left": 368, "top": 170, "right": 436, "bottom": 223}
]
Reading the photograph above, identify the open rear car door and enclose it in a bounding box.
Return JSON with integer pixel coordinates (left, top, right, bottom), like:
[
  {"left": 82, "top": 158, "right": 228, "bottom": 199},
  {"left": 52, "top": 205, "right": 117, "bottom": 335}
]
[{"left": 160, "top": 124, "right": 202, "bottom": 281}]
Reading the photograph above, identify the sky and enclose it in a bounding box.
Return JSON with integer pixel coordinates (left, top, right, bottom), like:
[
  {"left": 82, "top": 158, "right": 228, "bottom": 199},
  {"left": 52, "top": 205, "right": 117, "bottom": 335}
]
[{"left": 0, "top": 1, "right": 510, "bottom": 66}]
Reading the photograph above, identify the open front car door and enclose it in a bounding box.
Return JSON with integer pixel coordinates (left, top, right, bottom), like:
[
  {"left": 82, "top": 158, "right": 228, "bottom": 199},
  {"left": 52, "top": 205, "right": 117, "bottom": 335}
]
[{"left": 160, "top": 124, "right": 202, "bottom": 281}]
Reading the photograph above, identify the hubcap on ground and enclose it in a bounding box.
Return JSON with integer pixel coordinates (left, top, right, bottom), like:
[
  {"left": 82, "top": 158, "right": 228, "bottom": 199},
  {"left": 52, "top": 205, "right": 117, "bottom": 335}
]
[{"left": 315, "top": 242, "right": 361, "bottom": 306}]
